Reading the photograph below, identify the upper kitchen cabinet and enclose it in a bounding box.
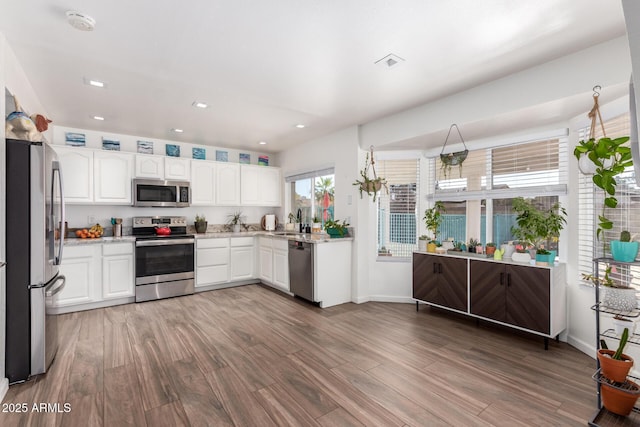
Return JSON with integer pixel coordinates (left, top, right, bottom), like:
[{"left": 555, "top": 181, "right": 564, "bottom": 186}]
[
  {"left": 54, "top": 147, "right": 133, "bottom": 204},
  {"left": 240, "top": 165, "right": 281, "bottom": 206},
  {"left": 164, "top": 157, "right": 191, "bottom": 180},
  {"left": 134, "top": 154, "right": 164, "bottom": 179},
  {"left": 94, "top": 151, "right": 134, "bottom": 204},
  {"left": 54, "top": 146, "right": 94, "bottom": 202},
  {"left": 216, "top": 162, "right": 240, "bottom": 206},
  {"left": 191, "top": 160, "right": 216, "bottom": 205}
]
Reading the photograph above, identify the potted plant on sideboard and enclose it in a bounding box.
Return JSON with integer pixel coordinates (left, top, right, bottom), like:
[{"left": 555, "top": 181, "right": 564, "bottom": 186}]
[{"left": 423, "top": 201, "right": 445, "bottom": 253}]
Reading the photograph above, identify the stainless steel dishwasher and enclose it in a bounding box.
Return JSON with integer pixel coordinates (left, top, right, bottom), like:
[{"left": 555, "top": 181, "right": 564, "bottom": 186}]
[{"left": 288, "top": 240, "right": 314, "bottom": 302}]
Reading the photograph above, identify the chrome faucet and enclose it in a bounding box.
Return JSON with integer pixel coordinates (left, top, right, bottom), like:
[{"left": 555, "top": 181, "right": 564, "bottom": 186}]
[{"left": 297, "top": 208, "right": 303, "bottom": 232}]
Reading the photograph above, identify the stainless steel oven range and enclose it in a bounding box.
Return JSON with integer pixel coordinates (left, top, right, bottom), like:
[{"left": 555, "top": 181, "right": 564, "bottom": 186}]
[{"left": 133, "top": 216, "right": 195, "bottom": 302}]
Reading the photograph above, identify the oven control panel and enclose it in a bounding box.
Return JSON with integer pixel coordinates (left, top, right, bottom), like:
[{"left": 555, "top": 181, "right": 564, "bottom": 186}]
[{"left": 133, "top": 216, "right": 187, "bottom": 227}]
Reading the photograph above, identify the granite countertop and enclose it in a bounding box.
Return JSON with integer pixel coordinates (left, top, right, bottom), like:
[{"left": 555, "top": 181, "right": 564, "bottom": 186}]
[{"left": 65, "top": 236, "right": 136, "bottom": 246}]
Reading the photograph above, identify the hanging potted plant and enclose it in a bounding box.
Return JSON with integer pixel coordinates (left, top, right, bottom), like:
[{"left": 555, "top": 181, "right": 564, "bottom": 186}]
[
  {"left": 439, "top": 124, "right": 469, "bottom": 179},
  {"left": 423, "top": 201, "right": 445, "bottom": 253},
  {"left": 353, "top": 146, "right": 388, "bottom": 202}
]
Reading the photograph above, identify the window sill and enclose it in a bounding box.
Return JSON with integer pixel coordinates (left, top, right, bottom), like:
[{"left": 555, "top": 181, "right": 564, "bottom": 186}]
[{"left": 376, "top": 256, "right": 410, "bottom": 263}]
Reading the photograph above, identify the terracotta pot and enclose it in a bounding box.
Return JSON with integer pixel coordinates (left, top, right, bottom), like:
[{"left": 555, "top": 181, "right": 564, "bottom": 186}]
[
  {"left": 601, "top": 380, "right": 640, "bottom": 416},
  {"left": 598, "top": 349, "right": 634, "bottom": 383},
  {"left": 486, "top": 246, "right": 496, "bottom": 256}
]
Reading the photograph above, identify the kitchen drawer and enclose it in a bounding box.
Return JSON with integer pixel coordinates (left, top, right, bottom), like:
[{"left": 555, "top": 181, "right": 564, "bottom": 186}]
[
  {"left": 273, "top": 239, "right": 288, "bottom": 252},
  {"left": 103, "top": 242, "right": 133, "bottom": 256},
  {"left": 231, "top": 236, "right": 254, "bottom": 247},
  {"left": 259, "top": 237, "right": 273, "bottom": 249},
  {"left": 197, "top": 265, "right": 229, "bottom": 285},
  {"left": 197, "top": 247, "right": 229, "bottom": 267},
  {"left": 197, "top": 238, "right": 230, "bottom": 249}
]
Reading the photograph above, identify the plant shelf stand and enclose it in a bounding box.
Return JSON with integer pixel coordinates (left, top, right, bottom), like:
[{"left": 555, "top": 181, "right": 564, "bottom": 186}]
[{"left": 589, "top": 257, "right": 640, "bottom": 426}]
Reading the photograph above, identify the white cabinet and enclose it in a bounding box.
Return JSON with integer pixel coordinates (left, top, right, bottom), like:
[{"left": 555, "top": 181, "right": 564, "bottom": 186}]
[
  {"left": 54, "top": 147, "right": 133, "bottom": 204},
  {"left": 191, "top": 160, "right": 216, "bottom": 205},
  {"left": 258, "top": 237, "right": 273, "bottom": 283},
  {"left": 54, "top": 147, "right": 94, "bottom": 203},
  {"left": 102, "top": 243, "right": 134, "bottom": 299},
  {"left": 258, "top": 236, "right": 288, "bottom": 291},
  {"left": 135, "top": 154, "right": 164, "bottom": 179},
  {"left": 216, "top": 163, "right": 240, "bottom": 205},
  {"left": 272, "top": 239, "right": 289, "bottom": 290},
  {"left": 240, "top": 165, "right": 282, "bottom": 206},
  {"left": 196, "top": 238, "right": 230, "bottom": 286},
  {"left": 165, "top": 157, "right": 191, "bottom": 180},
  {"left": 230, "top": 237, "right": 255, "bottom": 281},
  {"left": 57, "top": 245, "right": 101, "bottom": 306},
  {"left": 93, "top": 151, "right": 133, "bottom": 204}
]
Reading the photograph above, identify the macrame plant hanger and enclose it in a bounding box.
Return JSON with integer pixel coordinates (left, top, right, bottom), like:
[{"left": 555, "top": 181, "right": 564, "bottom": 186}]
[
  {"left": 440, "top": 123, "right": 468, "bottom": 178},
  {"left": 578, "top": 86, "right": 606, "bottom": 175}
]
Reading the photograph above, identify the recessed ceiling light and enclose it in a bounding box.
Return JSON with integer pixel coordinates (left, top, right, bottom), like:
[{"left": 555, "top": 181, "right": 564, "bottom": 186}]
[
  {"left": 172, "top": 128, "right": 184, "bottom": 133},
  {"left": 295, "top": 124, "right": 305, "bottom": 129},
  {"left": 83, "top": 77, "right": 106, "bottom": 88},
  {"left": 66, "top": 11, "right": 96, "bottom": 31},
  {"left": 192, "top": 101, "right": 208, "bottom": 109},
  {"left": 374, "top": 53, "right": 405, "bottom": 69},
  {"left": 92, "top": 115, "right": 105, "bottom": 121},
  {"left": 258, "top": 141, "right": 267, "bottom": 145}
]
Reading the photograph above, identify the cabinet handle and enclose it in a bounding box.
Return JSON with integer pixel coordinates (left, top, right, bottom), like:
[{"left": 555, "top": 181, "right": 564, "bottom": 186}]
[
  {"left": 433, "top": 263, "right": 437, "bottom": 274},
  {"left": 500, "top": 272, "right": 504, "bottom": 285},
  {"left": 507, "top": 273, "right": 511, "bottom": 287},
  {"left": 438, "top": 263, "right": 443, "bottom": 274}
]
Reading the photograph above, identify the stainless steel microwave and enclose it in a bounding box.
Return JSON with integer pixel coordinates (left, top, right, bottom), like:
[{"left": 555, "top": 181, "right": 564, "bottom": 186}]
[{"left": 132, "top": 179, "right": 191, "bottom": 207}]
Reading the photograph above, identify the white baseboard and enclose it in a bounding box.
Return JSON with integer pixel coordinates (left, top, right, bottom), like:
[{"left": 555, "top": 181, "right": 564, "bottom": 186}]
[
  {"left": 50, "top": 296, "right": 135, "bottom": 314},
  {"left": 0, "top": 377, "right": 8, "bottom": 403},
  {"left": 195, "top": 279, "right": 260, "bottom": 293},
  {"left": 352, "top": 296, "right": 370, "bottom": 304},
  {"left": 567, "top": 334, "right": 596, "bottom": 359},
  {"left": 368, "top": 295, "right": 414, "bottom": 304}
]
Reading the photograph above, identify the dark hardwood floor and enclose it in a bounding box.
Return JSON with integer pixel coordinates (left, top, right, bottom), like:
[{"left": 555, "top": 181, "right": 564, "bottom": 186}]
[{"left": 1, "top": 284, "right": 597, "bottom": 426}]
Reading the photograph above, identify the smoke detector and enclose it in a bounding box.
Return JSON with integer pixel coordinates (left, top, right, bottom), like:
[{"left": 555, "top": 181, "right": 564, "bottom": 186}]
[{"left": 66, "top": 11, "right": 96, "bottom": 31}]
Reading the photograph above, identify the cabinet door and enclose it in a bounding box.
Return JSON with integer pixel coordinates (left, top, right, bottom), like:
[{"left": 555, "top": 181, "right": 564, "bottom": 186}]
[
  {"left": 506, "top": 265, "right": 550, "bottom": 333},
  {"left": 230, "top": 246, "right": 254, "bottom": 281},
  {"left": 216, "top": 163, "right": 240, "bottom": 205},
  {"left": 57, "top": 246, "right": 100, "bottom": 306},
  {"left": 135, "top": 154, "right": 164, "bottom": 179},
  {"left": 165, "top": 157, "right": 191, "bottom": 180},
  {"left": 259, "top": 246, "right": 273, "bottom": 283},
  {"left": 191, "top": 160, "right": 216, "bottom": 205},
  {"left": 260, "top": 167, "right": 281, "bottom": 206},
  {"left": 240, "top": 165, "right": 260, "bottom": 205},
  {"left": 102, "top": 254, "right": 134, "bottom": 299},
  {"left": 94, "top": 151, "right": 133, "bottom": 204},
  {"left": 272, "top": 248, "right": 289, "bottom": 290},
  {"left": 439, "top": 256, "right": 468, "bottom": 311},
  {"left": 470, "top": 260, "right": 506, "bottom": 322},
  {"left": 412, "top": 253, "right": 439, "bottom": 303},
  {"left": 54, "top": 147, "right": 93, "bottom": 203}
]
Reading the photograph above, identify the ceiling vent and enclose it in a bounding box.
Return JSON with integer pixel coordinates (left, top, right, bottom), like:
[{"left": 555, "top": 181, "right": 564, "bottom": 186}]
[
  {"left": 375, "top": 53, "right": 405, "bottom": 69},
  {"left": 66, "top": 11, "right": 96, "bottom": 31}
]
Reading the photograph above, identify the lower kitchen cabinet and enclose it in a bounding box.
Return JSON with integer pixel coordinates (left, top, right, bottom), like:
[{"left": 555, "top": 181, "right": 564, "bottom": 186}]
[
  {"left": 470, "top": 260, "right": 550, "bottom": 334},
  {"left": 258, "top": 238, "right": 273, "bottom": 283},
  {"left": 272, "top": 239, "right": 289, "bottom": 290},
  {"left": 196, "top": 238, "right": 230, "bottom": 286},
  {"left": 412, "top": 253, "right": 467, "bottom": 312},
  {"left": 102, "top": 243, "right": 134, "bottom": 299},
  {"left": 230, "top": 237, "right": 255, "bottom": 281},
  {"left": 57, "top": 245, "right": 102, "bottom": 307}
]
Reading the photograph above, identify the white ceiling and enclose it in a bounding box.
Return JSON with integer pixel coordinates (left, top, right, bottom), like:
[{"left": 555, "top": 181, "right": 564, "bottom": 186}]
[{"left": 0, "top": 1, "right": 628, "bottom": 153}]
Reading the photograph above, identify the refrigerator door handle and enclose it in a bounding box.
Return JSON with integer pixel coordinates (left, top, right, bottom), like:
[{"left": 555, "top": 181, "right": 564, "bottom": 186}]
[
  {"left": 45, "top": 275, "right": 66, "bottom": 297},
  {"left": 53, "top": 161, "right": 65, "bottom": 265}
]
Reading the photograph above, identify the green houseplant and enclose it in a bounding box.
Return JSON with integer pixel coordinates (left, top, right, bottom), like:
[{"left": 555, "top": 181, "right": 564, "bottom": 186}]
[
  {"left": 423, "top": 201, "right": 445, "bottom": 253},
  {"left": 598, "top": 328, "right": 640, "bottom": 416},
  {"left": 324, "top": 219, "right": 349, "bottom": 238},
  {"left": 194, "top": 214, "right": 207, "bottom": 233},
  {"left": 582, "top": 265, "right": 637, "bottom": 312},
  {"left": 353, "top": 148, "right": 388, "bottom": 202},
  {"left": 610, "top": 230, "right": 639, "bottom": 263},
  {"left": 511, "top": 197, "right": 566, "bottom": 264},
  {"left": 227, "top": 211, "right": 244, "bottom": 233}
]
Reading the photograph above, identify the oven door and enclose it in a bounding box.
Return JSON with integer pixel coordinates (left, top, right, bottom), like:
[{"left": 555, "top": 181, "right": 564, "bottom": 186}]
[{"left": 135, "top": 239, "right": 195, "bottom": 284}]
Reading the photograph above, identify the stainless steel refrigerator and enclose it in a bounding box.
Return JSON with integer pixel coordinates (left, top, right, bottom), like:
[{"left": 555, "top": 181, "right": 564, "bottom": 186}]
[{"left": 6, "top": 138, "right": 66, "bottom": 383}]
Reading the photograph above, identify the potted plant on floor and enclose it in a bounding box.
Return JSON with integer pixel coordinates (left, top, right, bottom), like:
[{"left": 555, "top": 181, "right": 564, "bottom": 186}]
[
  {"left": 423, "top": 201, "right": 445, "bottom": 253},
  {"left": 194, "top": 214, "right": 208, "bottom": 233},
  {"left": 227, "top": 211, "right": 244, "bottom": 233}
]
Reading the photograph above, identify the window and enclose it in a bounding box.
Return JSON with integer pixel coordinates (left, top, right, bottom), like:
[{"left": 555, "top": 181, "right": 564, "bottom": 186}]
[
  {"left": 376, "top": 159, "right": 419, "bottom": 258},
  {"left": 286, "top": 168, "right": 335, "bottom": 225},
  {"left": 431, "top": 137, "right": 567, "bottom": 247}
]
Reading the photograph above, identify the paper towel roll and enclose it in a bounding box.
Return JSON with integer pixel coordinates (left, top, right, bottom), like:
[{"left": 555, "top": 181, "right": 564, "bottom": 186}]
[{"left": 265, "top": 214, "right": 276, "bottom": 231}]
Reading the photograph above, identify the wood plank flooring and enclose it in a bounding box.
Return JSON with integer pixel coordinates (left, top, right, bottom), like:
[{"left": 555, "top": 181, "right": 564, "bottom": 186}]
[{"left": 1, "top": 284, "right": 598, "bottom": 426}]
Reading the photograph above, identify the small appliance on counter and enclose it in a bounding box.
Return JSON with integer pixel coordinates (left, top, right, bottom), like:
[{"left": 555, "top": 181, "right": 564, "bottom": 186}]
[
  {"left": 265, "top": 214, "right": 276, "bottom": 231},
  {"left": 133, "top": 216, "right": 194, "bottom": 302}
]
